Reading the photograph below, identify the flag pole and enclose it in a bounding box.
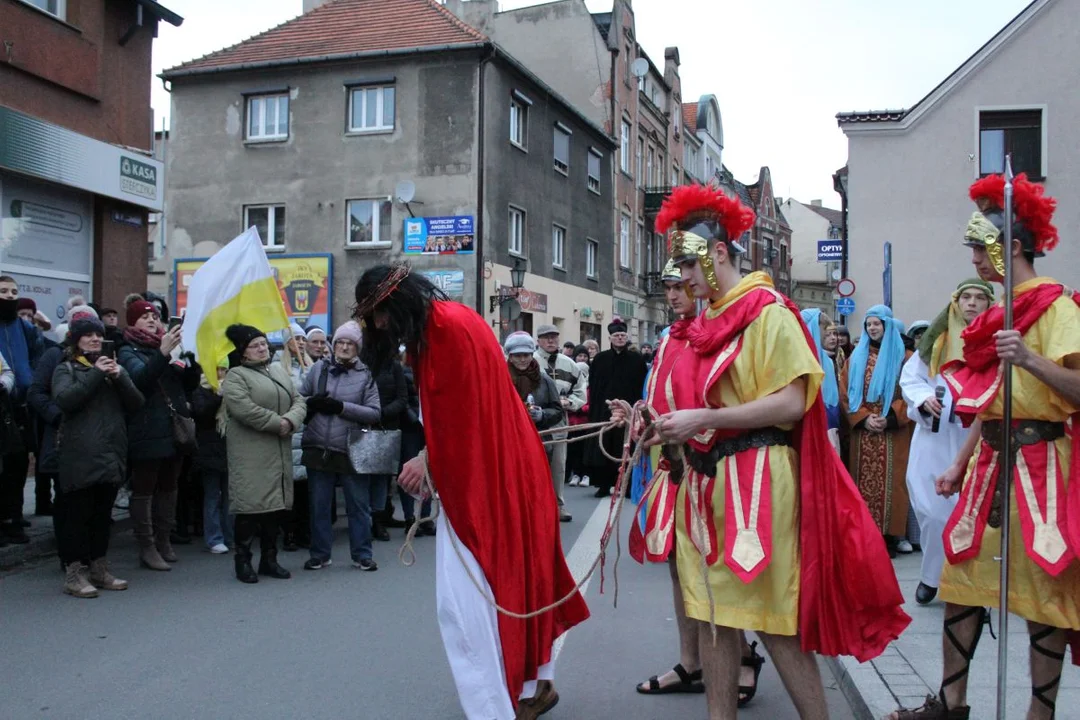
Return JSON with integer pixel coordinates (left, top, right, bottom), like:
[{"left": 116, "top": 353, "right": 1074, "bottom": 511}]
[{"left": 994, "top": 155, "right": 1015, "bottom": 720}]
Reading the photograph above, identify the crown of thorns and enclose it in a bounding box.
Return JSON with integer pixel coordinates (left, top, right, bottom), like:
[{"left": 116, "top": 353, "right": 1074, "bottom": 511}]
[{"left": 355, "top": 264, "right": 411, "bottom": 318}]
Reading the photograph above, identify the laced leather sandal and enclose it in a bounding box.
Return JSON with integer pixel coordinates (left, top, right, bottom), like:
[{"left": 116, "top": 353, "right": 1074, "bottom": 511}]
[
  {"left": 887, "top": 607, "right": 988, "bottom": 719},
  {"left": 635, "top": 663, "right": 705, "bottom": 695},
  {"left": 1030, "top": 625, "right": 1065, "bottom": 718},
  {"left": 738, "top": 641, "right": 766, "bottom": 707}
]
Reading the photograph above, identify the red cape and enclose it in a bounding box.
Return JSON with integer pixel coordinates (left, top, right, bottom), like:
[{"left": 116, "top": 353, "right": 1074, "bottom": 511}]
[
  {"left": 687, "top": 287, "right": 910, "bottom": 661},
  {"left": 416, "top": 302, "right": 590, "bottom": 703}
]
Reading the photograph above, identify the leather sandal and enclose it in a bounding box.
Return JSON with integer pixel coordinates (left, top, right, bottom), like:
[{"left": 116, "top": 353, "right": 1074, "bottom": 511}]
[
  {"left": 738, "top": 641, "right": 766, "bottom": 707},
  {"left": 635, "top": 663, "right": 705, "bottom": 695}
]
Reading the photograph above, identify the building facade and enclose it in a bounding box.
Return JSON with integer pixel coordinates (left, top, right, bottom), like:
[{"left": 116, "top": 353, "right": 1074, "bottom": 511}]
[
  {"left": 780, "top": 198, "right": 841, "bottom": 314},
  {"left": 162, "top": 0, "right": 614, "bottom": 343},
  {"left": 0, "top": 0, "right": 181, "bottom": 323},
  {"left": 838, "top": 0, "right": 1080, "bottom": 325}
]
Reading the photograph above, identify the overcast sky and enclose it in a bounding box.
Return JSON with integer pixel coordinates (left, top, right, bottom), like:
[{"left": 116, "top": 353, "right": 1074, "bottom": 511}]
[{"left": 151, "top": 0, "right": 1032, "bottom": 206}]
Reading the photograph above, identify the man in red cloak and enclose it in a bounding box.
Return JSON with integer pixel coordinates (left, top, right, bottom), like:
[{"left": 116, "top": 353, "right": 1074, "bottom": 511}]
[
  {"left": 354, "top": 266, "right": 589, "bottom": 720},
  {"left": 645, "top": 184, "right": 910, "bottom": 719}
]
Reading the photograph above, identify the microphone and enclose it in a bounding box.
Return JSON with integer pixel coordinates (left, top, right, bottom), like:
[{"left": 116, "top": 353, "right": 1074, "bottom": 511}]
[{"left": 931, "top": 386, "right": 946, "bottom": 433}]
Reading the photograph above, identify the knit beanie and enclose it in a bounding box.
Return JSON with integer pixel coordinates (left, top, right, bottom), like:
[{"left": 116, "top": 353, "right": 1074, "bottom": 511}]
[
  {"left": 126, "top": 299, "right": 158, "bottom": 327},
  {"left": 288, "top": 322, "right": 305, "bottom": 339},
  {"left": 68, "top": 317, "right": 106, "bottom": 346},
  {"left": 504, "top": 331, "right": 536, "bottom": 356},
  {"left": 305, "top": 326, "right": 327, "bottom": 340},
  {"left": 608, "top": 318, "right": 628, "bottom": 334},
  {"left": 225, "top": 324, "right": 266, "bottom": 354},
  {"left": 16, "top": 298, "right": 36, "bottom": 313},
  {"left": 68, "top": 304, "right": 99, "bottom": 323},
  {"left": 333, "top": 321, "right": 362, "bottom": 346}
]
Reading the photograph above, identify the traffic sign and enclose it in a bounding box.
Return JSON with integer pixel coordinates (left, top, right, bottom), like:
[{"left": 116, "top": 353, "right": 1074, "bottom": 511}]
[
  {"left": 817, "top": 240, "right": 843, "bottom": 262},
  {"left": 835, "top": 297, "right": 856, "bottom": 317},
  {"left": 836, "top": 278, "right": 856, "bottom": 297}
]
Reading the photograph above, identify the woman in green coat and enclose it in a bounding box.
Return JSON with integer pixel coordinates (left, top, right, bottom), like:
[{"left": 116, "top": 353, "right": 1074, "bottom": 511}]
[{"left": 223, "top": 324, "right": 307, "bottom": 584}]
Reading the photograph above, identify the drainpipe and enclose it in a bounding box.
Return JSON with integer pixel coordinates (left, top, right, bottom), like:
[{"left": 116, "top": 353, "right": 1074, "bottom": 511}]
[{"left": 475, "top": 44, "right": 495, "bottom": 316}]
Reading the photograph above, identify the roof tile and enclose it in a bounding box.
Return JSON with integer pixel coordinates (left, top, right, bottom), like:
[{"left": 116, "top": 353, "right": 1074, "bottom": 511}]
[
  {"left": 164, "top": 0, "right": 487, "bottom": 76},
  {"left": 682, "top": 101, "right": 698, "bottom": 133}
]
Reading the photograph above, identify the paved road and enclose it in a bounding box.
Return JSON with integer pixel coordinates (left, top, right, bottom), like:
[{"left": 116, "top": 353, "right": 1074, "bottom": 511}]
[{"left": 0, "top": 487, "right": 855, "bottom": 719}]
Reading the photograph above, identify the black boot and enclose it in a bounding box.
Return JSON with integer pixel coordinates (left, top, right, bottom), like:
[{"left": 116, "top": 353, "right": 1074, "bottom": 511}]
[
  {"left": 233, "top": 516, "right": 258, "bottom": 584},
  {"left": 257, "top": 513, "right": 291, "bottom": 579}
]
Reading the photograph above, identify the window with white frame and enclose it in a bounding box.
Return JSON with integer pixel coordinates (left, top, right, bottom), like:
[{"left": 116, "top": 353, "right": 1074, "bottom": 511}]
[
  {"left": 552, "top": 225, "right": 566, "bottom": 268},
  {"left": 636, "top": 220, "right": 644, "bottom": 274},
  {"left": 672, "top": 162, "right": 680, "bottom": 186},
  {"left": 244, "top": 204, "right": 286, "bottom": 250},
  {"left": 346, "top": 198, "right": 392, "bottom": 246},
  {"left": 19, "top": 0, "right": 64, "bottom": 18},
  {"left": 586, "top": 239, "right": 598, "bottom": 278},
  {"left": 349, "top": 85, "right": 395, "bottom": 132},
  {"left": 587, "top": 149, "right": 601, "bottom": 193},
  {"left": 510, "top": 95, "right": 529, "bottom": 148},
  {"left": 620, "top": 212, "right": 632, "bottom": 268},
  {"left": 620, "top": 121, "right": 631, "bottom": 173},
  {"left": 636, "top": 138, "right": 644, "bottom": 186},
  {"left": 673, "top": 102, "right": 681, "bottom": 136},
  {"left": 509, "top": 206, "right": 526, "bottom": 256},
  {"left": 979, "top": 109, "right": 1043, "bottom": 178},
  {"left": 646, "top": 146, "right": 654, "bottom": 187},
  {"left": 553, "top": 125, "right": 570, "bottom": 174},
  {"left": 246, "top": 93, "right": 289, "bottom": 141}
]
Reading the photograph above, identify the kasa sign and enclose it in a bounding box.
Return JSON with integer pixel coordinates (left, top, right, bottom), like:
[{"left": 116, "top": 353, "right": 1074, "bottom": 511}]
[{"left": 120, "top": 157, "right": 158, "bottom": 201}]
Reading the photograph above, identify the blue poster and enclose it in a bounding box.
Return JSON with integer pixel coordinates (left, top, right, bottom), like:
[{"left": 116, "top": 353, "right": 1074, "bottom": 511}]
[
  {"left": 421, "top": 269, "right": 465, "bottom": 302},
  {"left": 404, "top": 215, "right": 475, "bottom": 255},
  {"left": 816, "top": 239, "right": 843, "bottom": 262}
]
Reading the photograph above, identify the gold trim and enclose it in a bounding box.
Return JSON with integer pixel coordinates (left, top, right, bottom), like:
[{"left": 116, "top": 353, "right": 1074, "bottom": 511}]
[{"left": 703, "top": 335, "right": 742, "bottom": 407}]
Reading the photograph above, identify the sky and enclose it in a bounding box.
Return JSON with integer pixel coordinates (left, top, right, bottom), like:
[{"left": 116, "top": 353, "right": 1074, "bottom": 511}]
[{"left": 151, "top": 0, "right": 1033, "bottom": 206}]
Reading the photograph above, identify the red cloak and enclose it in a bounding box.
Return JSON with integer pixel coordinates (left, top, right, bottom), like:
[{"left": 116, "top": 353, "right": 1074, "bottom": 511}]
[
  {"left": 685, "top": 286, "right": 911, "bottom": 661},
  {"left": 415, "top": 302, "right": 590, "bottom": 705}
]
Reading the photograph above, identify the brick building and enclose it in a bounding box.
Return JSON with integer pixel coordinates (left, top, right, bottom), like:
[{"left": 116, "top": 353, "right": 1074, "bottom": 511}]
[{"left": 0, "top": 0, "right": 181, "bottom": 322}]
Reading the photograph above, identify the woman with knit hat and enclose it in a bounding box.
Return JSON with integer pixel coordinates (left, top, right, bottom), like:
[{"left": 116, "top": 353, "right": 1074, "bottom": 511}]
[
  {"left": 222, "top": 324, "right": 307, "bottom": 583},
  {"left": 51, "top": 314, "right": 144, "bottom": 597},
  {"left": 504, "top": 332, "right": 564, "bottom": 435},
  {"left": 117, "top": 295, "right": 200, "bottom": 571}
]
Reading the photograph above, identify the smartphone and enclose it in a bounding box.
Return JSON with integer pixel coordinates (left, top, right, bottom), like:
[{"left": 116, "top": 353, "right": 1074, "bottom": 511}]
[
  {"left": 168, "top": 315, "right": 184, "bottom": 331},
  {"left": 101, "top": 340, "right": 116, "bottom": 359}
]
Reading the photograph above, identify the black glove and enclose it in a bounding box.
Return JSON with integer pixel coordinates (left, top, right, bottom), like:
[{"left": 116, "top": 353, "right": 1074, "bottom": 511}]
[
  {"left": 321, "top": 397, "right": 344, "bottom": 415},
  {"left": 305, "top": 394, "right": 330, "bottom": 413}
]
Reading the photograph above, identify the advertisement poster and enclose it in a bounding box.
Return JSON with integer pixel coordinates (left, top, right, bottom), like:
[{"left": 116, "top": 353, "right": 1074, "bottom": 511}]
[
  {"left": 174, "top": 253, "right": 333, "bottom": 335},
  {"left": 404, "top": 215, "right": 475, "bottom": 255},
  {"left": 0, "top": 173, "right": 93, "bottom": 278},
  {"left": 421, "top": 269, "right": 465, "bottom": 302}
]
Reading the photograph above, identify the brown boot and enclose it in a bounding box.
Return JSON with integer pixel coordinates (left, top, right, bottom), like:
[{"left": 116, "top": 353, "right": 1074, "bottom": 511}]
[
  {"left": 132, "top": 494, "right": 171, "bottom": 571},
  {"left": 89, "top": 558, "right": 128, "bottom": 591},
  {"left": 63, "top": 562, "right": 99, "bottom": 598},
  {"left": 515, "top": 680, "right": 559, "bottom": 720},
  {"left": 153, "top": 489, "right": 178, "bottom": 562}
]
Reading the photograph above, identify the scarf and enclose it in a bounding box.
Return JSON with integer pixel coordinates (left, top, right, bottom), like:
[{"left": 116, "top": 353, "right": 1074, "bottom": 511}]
[
  {"left": 124, "top": 325, "right": 164, "bottom": 349},
  {"left": 800, "top": 308, "right": 839, "bottom": 408},
  {"left": 508, "top": 358, "right": 541, "bottom": 402},
  {"left": 329, "top": 356, "right": 357, "bottom": 376},
  {"left": 918, "top": 278, "right": 995, "bottom": 377},
  {"left": 846, "top": 304, "right": 905, "bottom": 409}
]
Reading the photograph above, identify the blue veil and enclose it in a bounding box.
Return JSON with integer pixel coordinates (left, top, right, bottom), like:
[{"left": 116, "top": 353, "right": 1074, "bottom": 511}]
[
  {"left": 846, "top": 304, "right": 905, "bottom": 410},
  {"left": 800, "top": 308, "right": 839, "bottom": 409}
]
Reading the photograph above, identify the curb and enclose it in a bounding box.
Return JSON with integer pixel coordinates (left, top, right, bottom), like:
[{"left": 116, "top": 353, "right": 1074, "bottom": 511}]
[
  {"left": 0, "top": 515, "right": 133, "bottom": 571},
  {"left": 824, "top": 655, "right": 875, "bottom": 720}
]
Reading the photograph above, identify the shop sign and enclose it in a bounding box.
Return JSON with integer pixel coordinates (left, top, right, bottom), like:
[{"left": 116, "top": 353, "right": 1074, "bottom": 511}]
[
  {"left": 404, "top": 215, "right": 475, "bottom": 254},
  {"left": 499, "top": 286, "right": 547, "bottom": 312}
]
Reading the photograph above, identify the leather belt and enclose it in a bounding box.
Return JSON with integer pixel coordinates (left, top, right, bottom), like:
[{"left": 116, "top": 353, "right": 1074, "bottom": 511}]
[
  {"left": 660, "top": 444, "right": 686, "bottom": 486},
  {"left": 979, "top": 420, "right": 1065, "bottom": 528},
  {"left": 685, "top": 428, "right": 793, "bottom": 478}
]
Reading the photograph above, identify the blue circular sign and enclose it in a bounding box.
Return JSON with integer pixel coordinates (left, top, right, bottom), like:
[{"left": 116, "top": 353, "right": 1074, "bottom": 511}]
[{"left": 835, "top": 297, "right": 856, "bottom": 316}]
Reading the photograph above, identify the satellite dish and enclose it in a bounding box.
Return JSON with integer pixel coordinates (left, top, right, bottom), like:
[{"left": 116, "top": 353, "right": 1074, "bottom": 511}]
[
  {"left": 631, "top": 58, "right": 649, "bottom": 78},
  {"left": 395, "top": 180, "right": 416, "bottom": 204}
]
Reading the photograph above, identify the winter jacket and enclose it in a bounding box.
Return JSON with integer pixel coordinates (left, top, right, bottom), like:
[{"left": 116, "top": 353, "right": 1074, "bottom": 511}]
[
  {"left": 371, "top": 360, "right": 408, "bottom": 430},
  {"left": 27, "top": 346, "right": 64, "bottom": 474},
  {"left": 190, "top": 384, "right": 227, "bottom": 473},
  {"left": 299, "top": 359, "right": 381, "bottom": 456},
  {"left": 118, "top": 342, "right": 199, "bottom": 461},
  {"left": 0, "top": 317, "right": 44, "bottom": 400},
  {"left": 223, "top": 362, "right": 307, "bottom": 515},
  {"left": 286, "top": 361, "right": 314, "bottom": 482},
  {"left": 517, "top": 369, "right": 564, "bottom": 432},
  {"left": 584, "top": 348, "right": 648, "bottom": 468},
  {"left": 51, "top": 359, "right": 144, "bottom": 494}
]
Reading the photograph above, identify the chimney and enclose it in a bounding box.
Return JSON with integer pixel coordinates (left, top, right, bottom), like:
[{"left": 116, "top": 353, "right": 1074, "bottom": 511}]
[
  {"left": 443, "top": 0, "right": 497, "bottom": 32},
  {"left": 810, "top": 199, "right": 822, "bottom": 207},
  {"left": 302, "top": 0, "right": 329, "bottom": 12}
]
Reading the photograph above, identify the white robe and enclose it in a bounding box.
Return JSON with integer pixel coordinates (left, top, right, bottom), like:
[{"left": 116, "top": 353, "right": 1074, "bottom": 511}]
[{"left": 899, "top": 354, "right": 965, "bottom": 588}]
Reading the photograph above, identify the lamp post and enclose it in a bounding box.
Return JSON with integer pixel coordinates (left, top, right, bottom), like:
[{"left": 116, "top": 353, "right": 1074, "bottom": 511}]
[
  {"left": 832, "top": 165, "right": 849, "bottom": 326},
  {"left": 489, "top": 256, "right": 527, "bottom": 314}
]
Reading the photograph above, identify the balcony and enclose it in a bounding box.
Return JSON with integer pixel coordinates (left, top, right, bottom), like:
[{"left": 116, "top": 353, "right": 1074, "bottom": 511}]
[
  {"left": 643, "top": 186, "right": 672, "bottom": 214},
  {"left": 640, "top": 271, "right": 663, "bottom": 297}
]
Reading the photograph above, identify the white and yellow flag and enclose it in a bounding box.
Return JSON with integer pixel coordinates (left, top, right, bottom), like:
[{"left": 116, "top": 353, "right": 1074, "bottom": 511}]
[{"left": 181, "top": 227, "right": 288, "bottom": 387}]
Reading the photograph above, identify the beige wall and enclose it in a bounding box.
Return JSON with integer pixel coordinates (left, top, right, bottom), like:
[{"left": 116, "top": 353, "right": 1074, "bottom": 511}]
[
  {"left": 842, "top": 0, "right": 1080, "bottom": 327},
  {"left": 486, "top": 262, "right": 613, "bottom": 346},
  {"left": 782, "top": 199, "right": 834, "bottom": 283}
]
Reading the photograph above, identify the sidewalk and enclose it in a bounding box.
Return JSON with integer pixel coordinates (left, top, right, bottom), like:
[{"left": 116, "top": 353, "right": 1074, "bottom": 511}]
[
  {"left": 827, "top": 552, "right": 1079, "bottom": 719},
  {"left": 0, "top": 479, "right": 131, "bottom": 570}
]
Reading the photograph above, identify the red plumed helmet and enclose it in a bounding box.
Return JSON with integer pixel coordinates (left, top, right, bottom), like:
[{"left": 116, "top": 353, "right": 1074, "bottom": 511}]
[
  {"left": 969, "top": 173, "right": 1059, "bottom": 253},
  {"left": 655, "top": 183, "right": 756, "bottom": 243}
]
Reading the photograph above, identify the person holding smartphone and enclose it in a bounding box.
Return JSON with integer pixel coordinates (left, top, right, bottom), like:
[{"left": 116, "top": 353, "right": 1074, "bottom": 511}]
[{"left": 504, "top": 332, "right": 564, "bottom": 437}]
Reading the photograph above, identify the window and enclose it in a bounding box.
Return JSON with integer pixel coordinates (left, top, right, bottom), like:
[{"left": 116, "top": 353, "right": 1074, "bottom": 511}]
[
  {"left": 553, "top": 125, "right": 570, "bottom": 174},
  {"left": 552, "top": 225, "right": 566, "bottom": 269},
  {"left": 979, "top": 109, "right": 1043, "bottom": 178},
  {"left": 673, "top": 102, "right": 681, "bottom": 136},
  {"left": 509, "top": 206, "right": 526, "bottom": 256},
  {"left": 624, "top": 46, "right": 633, "bottom": 87},
  {"left": 620, "top": 121, "right": 631, "bottom": 173},
  {"left": 19, "top": 0, "right": 64, "bottom": 18},
  {"left": 510, "top": 96, "right": 528, "bottom": 149},
  {"left": 346, "top": 198, "right": 392, "bottom": 247},
  {"left": 349, "top": 85, "right": 395, "bottom": 132},
  {"left": 587, "top": 149, "right": 602, "bottom": 193},
  {"left": 636, "top": 138, "right": 644, "bottom": 185},
  {"left": 780, "top": 243, "right": 788, "bottom": 270},
  {"left": 246, "top": 94, "right": 289, "bottom": 141},
  {"left": 620, "top": 212, "right": 632, "bottom": 268},
  {"left": 586, "top": 239, "right": 598, "bottom": 279},
  {"left": 636, "top": 220, "right": 644, "bottom": 274},
  {"left": 646, "top": 146, "right": 654, "bottom": 186},
  {"left": 244, "top": 204, "right": 286, "bottom": 250},
  {"left": 672, "top": 162, "right": 680, "bottom": 186}
]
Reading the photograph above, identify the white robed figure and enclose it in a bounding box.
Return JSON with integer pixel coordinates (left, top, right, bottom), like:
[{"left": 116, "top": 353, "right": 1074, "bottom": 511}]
[{"left": 899, "top": 278, "right": 994, "bottom": 605}]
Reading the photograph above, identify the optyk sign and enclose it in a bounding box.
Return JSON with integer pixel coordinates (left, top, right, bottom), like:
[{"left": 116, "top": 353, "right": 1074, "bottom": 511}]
[{"left": 817, "top": 240, "right": 843, "bottom": 263}]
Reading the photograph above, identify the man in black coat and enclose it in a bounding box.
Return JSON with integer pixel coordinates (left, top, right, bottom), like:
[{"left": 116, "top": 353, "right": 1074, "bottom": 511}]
[{"left": 583, "top": 319, "right": 648, "bottom": 497}]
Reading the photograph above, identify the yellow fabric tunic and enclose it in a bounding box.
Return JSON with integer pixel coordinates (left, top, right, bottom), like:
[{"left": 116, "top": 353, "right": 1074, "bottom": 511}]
[
  {"left": 677, "top": 276, "right": 823, "bottom": 634},
  {"left": 940, "top": 278, "right": 1080, "bottom": 629}
]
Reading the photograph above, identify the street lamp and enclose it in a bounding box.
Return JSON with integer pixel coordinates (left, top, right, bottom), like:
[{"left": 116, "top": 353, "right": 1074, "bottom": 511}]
[{"left": 489, "top": 257, "right": 527, "bottom": 314}]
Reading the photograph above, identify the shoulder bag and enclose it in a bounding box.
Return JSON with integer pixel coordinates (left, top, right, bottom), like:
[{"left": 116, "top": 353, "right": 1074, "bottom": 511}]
[
  {"left": 160, "top": 381, "right": 198, "bottom": 455},
  {"left": 346, "top": 371, "right": 401, "bottom": 475}
]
